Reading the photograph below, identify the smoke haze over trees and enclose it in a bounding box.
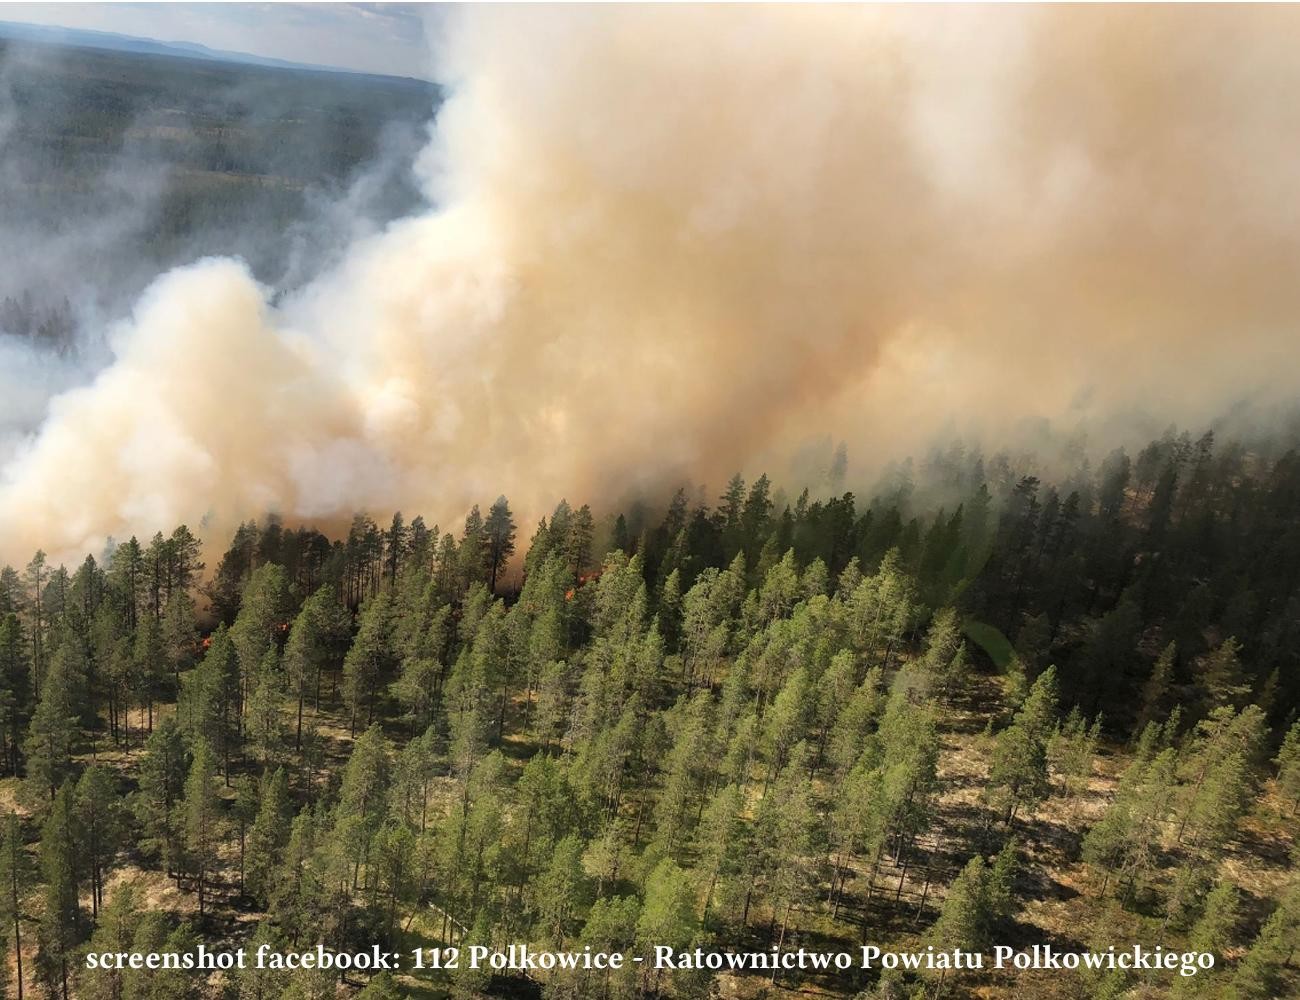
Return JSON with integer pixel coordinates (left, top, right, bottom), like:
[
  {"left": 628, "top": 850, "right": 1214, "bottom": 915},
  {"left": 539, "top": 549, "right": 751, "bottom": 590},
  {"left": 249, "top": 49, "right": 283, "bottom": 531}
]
[
  {"left": 1, "top": 8, "right": 1300, "bottom": 997},
  {"left": 0, "top": 32, "right": 435, "bottom": 474}
]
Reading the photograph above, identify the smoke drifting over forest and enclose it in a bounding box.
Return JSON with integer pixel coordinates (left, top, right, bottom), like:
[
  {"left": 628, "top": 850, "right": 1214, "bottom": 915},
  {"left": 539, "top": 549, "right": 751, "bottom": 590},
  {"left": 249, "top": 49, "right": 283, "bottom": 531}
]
[{"left": 3, "top": 5, "right": 1300, "bottom": 561}]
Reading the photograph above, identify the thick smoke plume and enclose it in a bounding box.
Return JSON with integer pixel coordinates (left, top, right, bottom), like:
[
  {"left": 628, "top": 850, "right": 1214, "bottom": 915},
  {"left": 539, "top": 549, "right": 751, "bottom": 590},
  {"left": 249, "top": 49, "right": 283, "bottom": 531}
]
[{"left": 3, "top": 5, "right": 1300, "bottom": 561}]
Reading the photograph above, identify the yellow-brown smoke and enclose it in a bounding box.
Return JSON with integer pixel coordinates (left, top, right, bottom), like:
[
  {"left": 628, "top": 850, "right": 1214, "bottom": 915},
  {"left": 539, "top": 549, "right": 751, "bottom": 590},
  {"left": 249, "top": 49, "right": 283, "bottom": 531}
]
[{"left": 3, "top": 5, "right": 1300, "bottom": 562}]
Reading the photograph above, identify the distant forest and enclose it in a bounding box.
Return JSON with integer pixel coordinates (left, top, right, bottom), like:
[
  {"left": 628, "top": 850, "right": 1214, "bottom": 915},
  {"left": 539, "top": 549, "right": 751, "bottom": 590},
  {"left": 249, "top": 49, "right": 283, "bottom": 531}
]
[
  {"left": 0, "top": 424, "right": 1297, "bottom": 999},
  {"left": 0, "top": 36, "right": 436, "bottom": 349}
]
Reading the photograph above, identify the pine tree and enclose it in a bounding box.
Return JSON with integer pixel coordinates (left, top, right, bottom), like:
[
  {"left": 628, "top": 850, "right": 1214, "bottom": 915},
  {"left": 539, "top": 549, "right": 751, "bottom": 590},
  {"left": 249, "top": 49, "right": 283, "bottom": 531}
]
[
  {"left": 38, "top": 784, "right": 81, "bottom": 1000},
  {"left": 232, "top": 775, "right": 257, "bottom": 899},
  {"left": 755, "top": 749, "right": 820, "bottom": 964},
  {"left": 246, "top": 767, "right": 291, "bottom": 905},
  {"left": 234, "top": 921, "right": 291, "bottom": 1000},
  {"left": 108, "top": 539, "right": 144, "bottom": 635},
  {"left": 827, "top": 763, "right": 888, "bottom": 920},
  {"left": 166, "top": 524, "right": 205, "bottom": 597},
  {"left": 1229, "top": 883, "right": 1299, "bottom": 1000},
  {"left": 827, "top": 668, "right": 884, "bottom": 777},
  {"left": 338, "top": 724, "right": 390, "bottom": 890},
  {"left": 104, "top": 633, "right": 133, "bottom": 746},
  {"left": 566, "top": 504, "right": 595, "bottom": 580},
  {"left": 161, "top": 588, "right": 198, "bottom": 698},
  {"left": 342, "top": 593, "right": 394, "bottom": 734},
  {"left": 355, "top": 814, "right": 403, "bottom": 938},
  {"left": 534, "top": 661, "right": 571, "bottom": 751},
  {"left": 269, "top": 807, "right": 321, "bottom": 947},
  {"left": 1274, "top": 720, "right": 1300, "bottom": 815},
  {"left": 1175, "top": 705, "right": 1266, "bottom": 848},
  {"left": 458, "top": 506, "right": 487, "bottom": 593},
  {"left": 123, "top": 913, "right": 202, "bottom": 1000},
  {"left": 920, "top": 608, "right": 963, "bottom": 691},
  {"left": 230, "top": 563, "right": 291, "bottom": 714},
  {"left": 434, "top": 533, "right": 460, "bottom": 603},
  {"left": 1072, "top": 600, "right": 1141, "bottom": 717},
  {"left": 762, "top": 666, "right": 809, "bottom": 782},
  {"left": 650, "top": 692, "right": 714, "bottom": 858},
  {"left": 394, "top": 655, "right": 441, "bottom": 735},
  {"left": 449, "top": 912, "right": 493, "bottom": 1000},
  {"left": 1002, "top": 655, "right": 1030, "bottom": 715},
  {"left": 484, "top": 496, "right": 517, "bottom": 593},
  {"left": 0, "top": 614, "right": 30, "bottom": 776},
  {"left": 1047, "top": 708, "right": 1100, "bottom": 806},
  {"left": 576, "top": 895, "right": 639, "bottom": 998},
  {"left": 1179, "top": 749, "right": 1252, "bottom": 853},
  {"left": 929, "top": 856, "right": 990, "bottom": 995},
  {"left": 76, "top": 883, "right": 139, "bottom": 1000},
  {"left": 871, "top": 681, "right": 941, "bottom": 857},
  {"left": 135, "top": 716, "right": 188, "bottom": 877},
  {"left": 23, "top": 640, "right": 79, "bottom": 801},
  {"left": 74, "top": 764, "right": 121, "bottom": 919},
  {"left": 636, "top": 860, "right": 698, "bottom": 993},
  {"left": 1198, "top": 637, "right": 1250, "bottom": 710},
  {"left": 409, "top": 516, "right": 435, "bottom": 575},
  {"left": 1083, "top": 748, "right": 1178, "bottom": 899},
  {"left": 1163, "top": 864, "right": 1212, "bottom": 932},
  {"left": 392, "top": 726, "right": 439, "bottom": 832},
  {"left": 693, "top": 784, "right": 746, "bottom": 923},
  {"left": 182, "top": 740, "right": 222, "bottom": 916},
  {"left": 384, "top": 511, "right": 409, "bottom": 587},
  {"left": 283, "top": 587, "right": 329, "bottom": 751},
  {"left": 1188, "top": 881, "right": 1239, "bottom": 955},
  {"left": 23, "top": 552, "right": 47, "bottom": 701},
  {"left": 180, "top": 624, "right": 240, "bottom": 781},
  {"left": 0, "top": 813, "right": 31, "bottom": 1000},
  {"left": 986, "top": 840, "right": 1020, "bottom": 928},
  {"left": 436, "top": 750, "right": 506, "bottom": 927},
  {"left": 246, "top": 651, "right": 287, "bottom": 771},
  {"left": 133, "top": 612, "right": 165, "bottom": 733},
  {"left": 534, "top": 833, "right": 590, "bottom": 945},
  {"left": 987, "top": 666, "right": 1058, "bottom": 825},
  {"left": 1135, "top": 641, "right": 1176, "bottom": 732}
]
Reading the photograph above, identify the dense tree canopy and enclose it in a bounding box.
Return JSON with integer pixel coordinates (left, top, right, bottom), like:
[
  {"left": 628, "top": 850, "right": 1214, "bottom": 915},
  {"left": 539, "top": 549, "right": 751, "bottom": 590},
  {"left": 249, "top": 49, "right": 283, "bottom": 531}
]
[{"left": 0, "top": 426, "right": 1296, "bottom": 998}]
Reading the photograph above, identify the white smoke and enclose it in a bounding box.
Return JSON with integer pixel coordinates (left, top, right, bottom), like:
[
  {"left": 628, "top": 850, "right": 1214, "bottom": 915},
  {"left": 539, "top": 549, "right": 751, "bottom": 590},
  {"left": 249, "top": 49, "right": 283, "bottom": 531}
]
[{"left": 3, "top": 5, "right": 1300, "bottom": 562}]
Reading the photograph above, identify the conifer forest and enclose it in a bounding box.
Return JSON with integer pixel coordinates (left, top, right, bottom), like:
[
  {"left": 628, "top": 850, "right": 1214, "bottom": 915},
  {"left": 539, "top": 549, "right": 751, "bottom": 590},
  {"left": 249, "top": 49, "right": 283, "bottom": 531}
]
[
  {"left": 3, "top": 429, "right": 1300, "bottom": 999},
  {"left": 3, "top": 5, "right": 1300, "bottom": 1000}
]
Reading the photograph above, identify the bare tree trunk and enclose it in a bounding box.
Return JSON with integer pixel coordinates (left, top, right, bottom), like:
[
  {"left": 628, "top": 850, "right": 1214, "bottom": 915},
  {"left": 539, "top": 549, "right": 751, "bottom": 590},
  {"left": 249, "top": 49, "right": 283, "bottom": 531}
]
[
  {"left": 913, "top": 874, "right": 931, "bottom": 927},
  {"left": 10, "top": 857, "right": 23, "bottom": 1000},
  {"left": 770, "top": 901, "right": 792, "bottom": 984}
]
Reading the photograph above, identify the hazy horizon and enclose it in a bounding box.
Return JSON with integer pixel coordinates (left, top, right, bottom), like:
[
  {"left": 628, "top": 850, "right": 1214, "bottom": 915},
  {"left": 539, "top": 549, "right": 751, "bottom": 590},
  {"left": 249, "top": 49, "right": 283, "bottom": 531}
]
[{"left": 0, "top": 1, "right": 434, "bottom": 79}]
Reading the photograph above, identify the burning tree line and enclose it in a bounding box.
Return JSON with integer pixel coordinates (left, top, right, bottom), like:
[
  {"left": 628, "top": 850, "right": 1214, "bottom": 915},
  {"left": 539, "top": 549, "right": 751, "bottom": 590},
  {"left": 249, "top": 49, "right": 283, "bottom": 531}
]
[{"left": 0, "top": 425, "right": 1297, "bottom": 998}]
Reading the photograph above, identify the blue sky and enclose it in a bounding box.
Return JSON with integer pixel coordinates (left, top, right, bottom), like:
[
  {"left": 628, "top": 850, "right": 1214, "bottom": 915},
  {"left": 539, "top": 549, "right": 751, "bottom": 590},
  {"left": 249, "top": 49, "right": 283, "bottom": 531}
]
[{"left": 0, "top": 2, "right": 435, "bottom": 78}]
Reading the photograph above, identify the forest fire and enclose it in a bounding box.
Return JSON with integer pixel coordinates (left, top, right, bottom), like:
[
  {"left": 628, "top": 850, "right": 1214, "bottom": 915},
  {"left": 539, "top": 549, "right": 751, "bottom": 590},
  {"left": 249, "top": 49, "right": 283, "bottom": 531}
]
[
  {"left": 564, "top": 568, "right": 601, "bottom": 601},
  {"left": 0, "top": 7, "right": 1298, "bottom": 1000},
  {"left": 7, "top": 6, "right": 1300, "bottom": 568}
]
